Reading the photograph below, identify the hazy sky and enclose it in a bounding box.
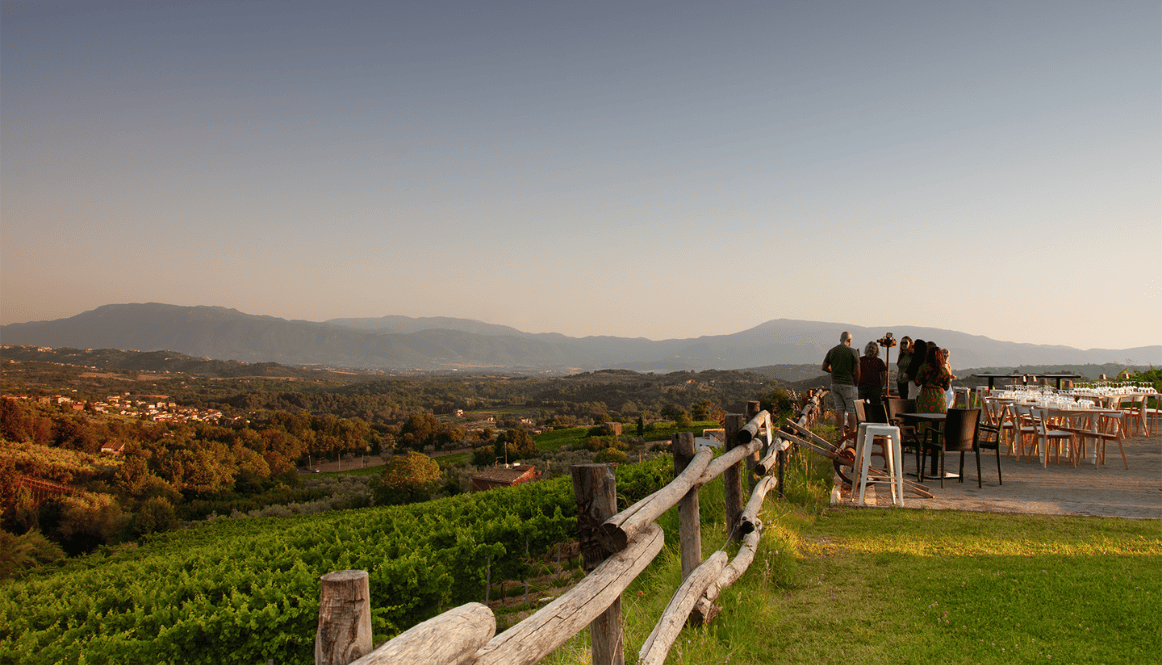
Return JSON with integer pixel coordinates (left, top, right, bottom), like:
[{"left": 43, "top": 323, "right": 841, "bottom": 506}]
[{"left": 2, "top": 1, "right": 1159, "bottom": 350}]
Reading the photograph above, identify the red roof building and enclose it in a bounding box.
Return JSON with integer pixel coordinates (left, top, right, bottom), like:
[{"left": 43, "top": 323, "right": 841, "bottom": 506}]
[{"left": 471, "top": 464, "right": 541, "bottom": 492}]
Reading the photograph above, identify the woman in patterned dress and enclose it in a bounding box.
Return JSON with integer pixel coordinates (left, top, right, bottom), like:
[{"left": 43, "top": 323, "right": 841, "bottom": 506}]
[{"left": 915, "top": 345, "right": 952, "bottom": 413}]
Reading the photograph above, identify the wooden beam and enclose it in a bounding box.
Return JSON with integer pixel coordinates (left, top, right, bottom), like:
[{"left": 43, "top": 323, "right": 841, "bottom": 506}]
[
  {"left": 466, "top": 524, "right": 665, "bottom": 665},
  {"left": 690, "top": 530, "right": 762, "bottom": 627},
  {"left": 349, "top": 603, "right": 494, "bottom": 665},
  {"left": 637, "top": 551, "right": 729, "bottom": 665},
  {"left": 739, "top": 474, "right": 777, "bottom": 535},
  {"left": 598, "top": 447, "right": 713, "bottom": 553},
  {"left": 735, "top": 408, "right": 771, "bottom": 444}
]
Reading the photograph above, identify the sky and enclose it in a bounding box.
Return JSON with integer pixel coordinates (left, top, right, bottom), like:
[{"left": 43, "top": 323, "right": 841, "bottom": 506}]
[{"left": 2, "top": 1, "right": 1159, "bottom": 351}]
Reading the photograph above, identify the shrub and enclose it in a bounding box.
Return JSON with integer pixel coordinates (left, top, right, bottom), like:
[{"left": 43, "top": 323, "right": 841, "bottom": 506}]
[
  {"left": 130, "top": 497, "right": 177, "bottom": 537},
  {"left": 594, "top": 448, "right": 628, "bottom": 464},
  {"left": 582, "top": 435, "right": 620, "bottom": 452},
  {"left": 371, "top": 452, "right": 441, "bottom": 506},
  {"left": 0, "top": 528, "right": 64, "bottom": 580},
  {"left": 472, "top": 446, "right": 496, "bottom": 467}
]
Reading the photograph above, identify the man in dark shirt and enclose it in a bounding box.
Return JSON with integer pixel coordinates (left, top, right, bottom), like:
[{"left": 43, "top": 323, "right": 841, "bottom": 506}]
[{"left": 822, "top": 331, "right": 861, "bottom": 433}]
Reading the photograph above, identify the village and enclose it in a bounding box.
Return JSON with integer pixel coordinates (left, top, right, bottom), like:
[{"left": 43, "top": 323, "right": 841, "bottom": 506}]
[{"left": 3, "top": 392, "right": 229, "bottom": 426}]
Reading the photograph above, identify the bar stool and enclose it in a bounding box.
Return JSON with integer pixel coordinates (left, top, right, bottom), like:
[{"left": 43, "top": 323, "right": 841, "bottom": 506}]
[
  {"left": 852, "top": 423, "right": 905, "bottom": 507},
  {"left": 952, "top": 387, "right": 972, "bottom": 409},
  {"left": 973, "top": 386, "right": 990, "bottom": 408}
]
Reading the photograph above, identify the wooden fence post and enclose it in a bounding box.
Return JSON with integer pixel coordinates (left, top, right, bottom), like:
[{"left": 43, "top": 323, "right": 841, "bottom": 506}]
[
  {"left": 672, "top": 432, "right": 701, "bottom": 580},
  {"left": 316, "top": 570, "right": 373, "bottom": 665},
  {"left": 723, "top": 414, "right": 745, "bottom": 542},
  {"left": 571, "top": 464, "right": 624, "bottom": 665},
  {"left": 745, "top": 401, "right": 762, "bottom": 491},
  {"left": 777, "top": 443, "right": 787, "bottom": 501}
]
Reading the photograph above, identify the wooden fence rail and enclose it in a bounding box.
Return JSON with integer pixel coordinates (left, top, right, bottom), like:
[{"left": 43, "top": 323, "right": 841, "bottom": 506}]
[{"left": 317, "top": 390, "right": 827, "bottom": 665}]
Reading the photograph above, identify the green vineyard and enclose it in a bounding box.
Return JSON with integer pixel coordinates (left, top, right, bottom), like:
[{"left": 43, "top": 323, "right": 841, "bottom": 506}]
[{"left": 2, "top": 460, "right": 674, "bottom": 665}]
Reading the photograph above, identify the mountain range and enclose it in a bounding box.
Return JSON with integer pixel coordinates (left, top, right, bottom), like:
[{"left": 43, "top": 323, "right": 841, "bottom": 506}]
[{"left": 1, "top": 303, "right": 1158, "bottom": 373}]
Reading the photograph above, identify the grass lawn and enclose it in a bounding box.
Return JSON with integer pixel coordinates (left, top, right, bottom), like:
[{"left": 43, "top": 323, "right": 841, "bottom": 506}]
[
  {"left": 748, "top": 508, "right": 1160, "bottom": 664},
  {"left": 542, "top": 450, "right": 1161, "bottom": 665}
]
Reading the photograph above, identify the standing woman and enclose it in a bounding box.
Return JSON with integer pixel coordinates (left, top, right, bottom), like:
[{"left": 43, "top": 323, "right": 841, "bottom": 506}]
[
  {"left": 915, "top": 346, "right": 953, "bottom": 414},
  {"left": 858, "top": 341, "right": 888, "bottom": 406},
  {"left": 942, "top": 348, "right": 958, "bottom": 408},
  {"left": 906, "top": 339, "right": 928, "bottom": 401},
  {"left": 896, "top": 336, "right": 913, "bottom": 399}
]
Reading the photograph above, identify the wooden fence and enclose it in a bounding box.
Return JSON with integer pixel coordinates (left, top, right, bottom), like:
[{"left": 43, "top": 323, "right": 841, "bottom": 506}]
[
  {"left": 315, "top": 391, "right": 827, "bottom": 665},
  {"left": 14, "top": 474, "right": 76, "bottom": 504}
]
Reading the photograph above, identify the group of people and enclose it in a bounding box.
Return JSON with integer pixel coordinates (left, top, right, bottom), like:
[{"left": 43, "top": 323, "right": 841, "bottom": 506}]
[{"left": 821, "top": 332, "right": 956, "bottom": 432}]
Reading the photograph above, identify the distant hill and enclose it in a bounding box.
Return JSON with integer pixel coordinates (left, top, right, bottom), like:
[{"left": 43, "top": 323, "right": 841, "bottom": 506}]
[
  {"left": 2, "top": 303, "right": 1158, "bottom": 372},
  {"left": 0, "top": 345, "right": 350, "bottom": 380}
]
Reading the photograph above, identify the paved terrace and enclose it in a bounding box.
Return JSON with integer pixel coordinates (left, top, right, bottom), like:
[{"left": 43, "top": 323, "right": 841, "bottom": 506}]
[{"left": 835, "top": 432, "right": 1162, "bottom": 519}]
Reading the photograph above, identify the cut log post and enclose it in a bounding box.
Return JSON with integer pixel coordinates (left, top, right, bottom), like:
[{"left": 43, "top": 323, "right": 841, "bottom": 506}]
[
  {"left": 754, "top": 438, "right": 789, "bottom": 475},
  {"left": 572, "top": 464, "right": 618, "bottom": 571},
  {"left": 735, "top": 407, "right": 771, "bottom": 444},
  {"left": 350, "top": 603, "right": 494, "bottom": 665},
  {"left": 637, "top": 551, "right": 728, "bottom": 665},
  {"left": 689, "top": 529, "right": 762, "bottom": 627},
  {"left": 672, "top": 432, "right": 702, "bottom": 581},
  {"left": 744, "top": 402, "right": 763, "bottom": 490},
  {"left": 739, "top": 474, "right": 777, "bottom": 535},
  {"left": 723, "top": 414, "right": 745, "bottom": 542},
  {"left": 467, "top": 524, "right": 665, "bottom": 665},
  {"left": 316, "top": 570, "right": 374, "bottom": 665},
  {"left": 598, "top": 447, "right": 713, "bottom": 553},
  {"left": 777, "top": 440, "right": 787, "bottom": 500},
  {"left": 570, "top": 464, "right": 623, "bottom": 665}
]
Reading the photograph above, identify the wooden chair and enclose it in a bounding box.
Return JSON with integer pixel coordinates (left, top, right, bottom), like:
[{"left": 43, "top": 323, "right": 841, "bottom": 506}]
[
  {"left": 1091, "top": 410, "right": 1129, "bottom": 470},
  {"left": 1117, "top": 394, "right": 1148, "bottom": 437},
  {"left": 1146, "top": 395, "right": 1161, "bottom": 436},
  {"left": 1032, "top": 407, "right": 1075, "bottom": 468},
  {"left": 983, "top": 400, "right": 1018, "bottom": 456},
  {"left": 1010, "top": 404, "right": 1039, "bottom": 462}
]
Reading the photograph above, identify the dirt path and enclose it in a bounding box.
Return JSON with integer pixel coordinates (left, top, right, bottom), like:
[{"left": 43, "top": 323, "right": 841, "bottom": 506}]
[{"left": 835, "top": 433, "right": 1162, "bottom": 519}]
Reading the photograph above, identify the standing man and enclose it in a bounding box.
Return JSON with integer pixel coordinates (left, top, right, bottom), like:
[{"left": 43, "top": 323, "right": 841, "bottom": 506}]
[{"left": 822, "top": 331, "right": 861, "bottom": 433}]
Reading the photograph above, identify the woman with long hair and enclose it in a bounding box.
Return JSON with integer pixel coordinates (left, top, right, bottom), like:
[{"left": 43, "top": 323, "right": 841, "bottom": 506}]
[
  {"left": 915, "top": 345, "right": 953, "bottom": 413},
  {"left": 896, "top": 336, "right": 913, "bottom": 399},
  {"left": 858, "top": 341, "right": 887, "bottom": 406},
  {"left": 906, "top": 339, "right": 927, "bottom": 400}
]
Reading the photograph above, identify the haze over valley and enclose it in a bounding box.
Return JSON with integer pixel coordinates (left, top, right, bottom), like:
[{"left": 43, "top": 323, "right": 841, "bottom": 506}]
[{"left": 2, "top": 303, "right": 1157, "bottom": 373}]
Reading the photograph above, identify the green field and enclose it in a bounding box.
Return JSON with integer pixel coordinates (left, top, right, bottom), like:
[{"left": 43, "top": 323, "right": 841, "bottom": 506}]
[
  {"left": 543, "top": 453, "right": 1162, "bottom": 665},
  {"left": 4, "top": 443, "right": 1158, "bottom": 665}
]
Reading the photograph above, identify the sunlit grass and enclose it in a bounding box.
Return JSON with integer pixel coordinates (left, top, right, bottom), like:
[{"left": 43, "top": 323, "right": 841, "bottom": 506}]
[{"left": 541, "top": 447, "right": 1162, "bottom": 664}]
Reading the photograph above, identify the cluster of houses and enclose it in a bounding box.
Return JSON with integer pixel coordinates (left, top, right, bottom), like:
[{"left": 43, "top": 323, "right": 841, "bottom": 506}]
[{"left": 9, "top": 393, "right": 229, "bottom": 424}]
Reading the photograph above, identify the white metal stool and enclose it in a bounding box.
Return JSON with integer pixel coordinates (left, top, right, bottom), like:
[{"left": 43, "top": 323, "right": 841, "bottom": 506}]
[{"left": 852, "top": 423, "right": 905, "bottom": 507}]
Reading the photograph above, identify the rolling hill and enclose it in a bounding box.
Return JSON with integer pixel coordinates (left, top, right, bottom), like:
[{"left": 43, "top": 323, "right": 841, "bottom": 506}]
[{"left": 2, "top": 303, "right": 1158, "bottom": 372}]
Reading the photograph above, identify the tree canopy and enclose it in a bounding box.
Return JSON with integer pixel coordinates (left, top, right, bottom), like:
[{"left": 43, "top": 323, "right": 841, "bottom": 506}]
[{"left": 371, "top": 452, "right": 441, "bottom": 505}]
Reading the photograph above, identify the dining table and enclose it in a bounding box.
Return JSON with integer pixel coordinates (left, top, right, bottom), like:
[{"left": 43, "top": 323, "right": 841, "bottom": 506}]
[
  {"left": 1042, "top": 405, "right": 1125, "bottom": 467},
  {"left": 972, "top": 373, "right": 1081, "bottom": 390}
]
